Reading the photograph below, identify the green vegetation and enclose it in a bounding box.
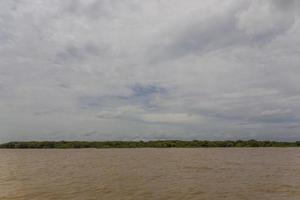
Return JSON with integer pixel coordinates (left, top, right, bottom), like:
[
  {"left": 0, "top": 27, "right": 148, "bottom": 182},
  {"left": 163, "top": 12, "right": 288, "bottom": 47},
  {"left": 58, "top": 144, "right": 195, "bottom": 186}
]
[{"left": 0, "top": 140, "right": 300, "bottom": 148}]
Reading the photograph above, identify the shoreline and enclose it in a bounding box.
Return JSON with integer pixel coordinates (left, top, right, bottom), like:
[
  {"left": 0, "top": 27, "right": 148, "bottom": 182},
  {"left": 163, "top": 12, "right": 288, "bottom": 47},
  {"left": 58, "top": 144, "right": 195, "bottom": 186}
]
[{"left": 1, "top": 140, "right": 300, "bottom": 148}]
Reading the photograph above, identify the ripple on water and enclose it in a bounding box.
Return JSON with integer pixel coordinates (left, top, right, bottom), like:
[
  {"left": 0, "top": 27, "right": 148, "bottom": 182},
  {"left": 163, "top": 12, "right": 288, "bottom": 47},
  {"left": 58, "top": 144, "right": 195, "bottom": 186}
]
[{"left": 0, "top": 148, "right": 300, "bottom": 200}]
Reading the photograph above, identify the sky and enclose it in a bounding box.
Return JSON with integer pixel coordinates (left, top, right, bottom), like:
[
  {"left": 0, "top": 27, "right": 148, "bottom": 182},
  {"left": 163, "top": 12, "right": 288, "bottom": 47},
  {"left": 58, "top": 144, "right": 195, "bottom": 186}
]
[{"left": 0, "top": 0, "right": 300, "bottom": 142}]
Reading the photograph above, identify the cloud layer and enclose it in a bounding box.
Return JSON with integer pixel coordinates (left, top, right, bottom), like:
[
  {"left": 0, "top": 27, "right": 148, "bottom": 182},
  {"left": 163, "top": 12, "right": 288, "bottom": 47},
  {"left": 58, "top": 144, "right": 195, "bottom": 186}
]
[{"left": 0, "top": 0, "right": 300, "bottom": 142}]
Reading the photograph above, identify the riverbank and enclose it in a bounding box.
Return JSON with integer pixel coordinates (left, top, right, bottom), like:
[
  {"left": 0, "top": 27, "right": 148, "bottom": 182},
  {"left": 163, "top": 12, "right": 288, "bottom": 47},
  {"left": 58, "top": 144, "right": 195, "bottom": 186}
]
[{"left": 1, "top": 140, "right": 300, "bottom": 148}]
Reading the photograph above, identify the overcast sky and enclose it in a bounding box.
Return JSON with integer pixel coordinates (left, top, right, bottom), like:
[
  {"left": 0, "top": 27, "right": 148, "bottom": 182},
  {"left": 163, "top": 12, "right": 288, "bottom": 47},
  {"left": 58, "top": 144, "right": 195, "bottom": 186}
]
[{"left": 0, "top": 0, "right": 300, "bottom": 142}]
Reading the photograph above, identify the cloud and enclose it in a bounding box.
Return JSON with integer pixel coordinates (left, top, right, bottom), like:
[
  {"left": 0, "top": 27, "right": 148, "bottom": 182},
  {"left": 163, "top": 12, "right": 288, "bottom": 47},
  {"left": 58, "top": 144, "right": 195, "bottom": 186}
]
[
  {"left": 237, "top": 0, "right": 296, "bottom": 38},
  {"left": 0, "top": 0, "right": 300, "bottom": 142},
  {"left": 148, "top": 0, "right": 299, "bottom": 63},
  {"left": 142, "top": 113, "right": 200, "bottom": 124}
]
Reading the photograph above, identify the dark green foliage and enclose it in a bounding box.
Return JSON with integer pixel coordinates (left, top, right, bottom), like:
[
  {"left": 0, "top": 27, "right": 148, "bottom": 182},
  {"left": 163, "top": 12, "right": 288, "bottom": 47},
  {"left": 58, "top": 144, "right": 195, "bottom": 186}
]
[{"left": 0, "top": 140, "right": 299, "bottom": 148}]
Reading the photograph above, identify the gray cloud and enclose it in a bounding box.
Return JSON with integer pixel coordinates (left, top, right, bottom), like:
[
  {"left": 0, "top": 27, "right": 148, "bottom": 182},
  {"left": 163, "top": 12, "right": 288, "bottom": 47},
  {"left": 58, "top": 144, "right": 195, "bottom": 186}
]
[
  {"left": 149, "top": 0, "right": 298, "bottom": 63},
  {"left": 0, "top": 0, "right": 300, "bottom": 142}
]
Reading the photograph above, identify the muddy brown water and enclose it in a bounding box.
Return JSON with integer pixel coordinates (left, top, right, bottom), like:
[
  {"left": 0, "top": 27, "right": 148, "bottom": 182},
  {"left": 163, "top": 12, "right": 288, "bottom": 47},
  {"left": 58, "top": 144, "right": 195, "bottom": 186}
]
[{"left": 0, "top": 148, "right": 300, "bottom": 200}]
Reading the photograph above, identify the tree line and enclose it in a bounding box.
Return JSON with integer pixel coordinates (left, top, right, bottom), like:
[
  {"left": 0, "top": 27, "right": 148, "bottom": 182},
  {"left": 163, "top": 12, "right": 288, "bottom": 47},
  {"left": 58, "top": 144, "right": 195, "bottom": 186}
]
[{"left": 0, "top": 140, "right": 300, "bottom": 148}]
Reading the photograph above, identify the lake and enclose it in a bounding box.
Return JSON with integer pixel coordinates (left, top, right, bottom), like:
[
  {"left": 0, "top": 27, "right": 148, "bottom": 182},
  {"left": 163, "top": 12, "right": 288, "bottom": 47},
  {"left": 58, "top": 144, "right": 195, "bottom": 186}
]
[{"left": 0, "top": 148, "right": 300, "bottom": 200}]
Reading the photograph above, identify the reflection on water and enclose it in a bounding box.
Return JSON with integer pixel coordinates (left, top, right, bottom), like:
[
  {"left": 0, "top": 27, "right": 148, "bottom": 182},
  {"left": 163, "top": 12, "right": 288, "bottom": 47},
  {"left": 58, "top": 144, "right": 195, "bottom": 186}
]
[{"left": 0, "top": 148, "right": 300, "bottom": 200}]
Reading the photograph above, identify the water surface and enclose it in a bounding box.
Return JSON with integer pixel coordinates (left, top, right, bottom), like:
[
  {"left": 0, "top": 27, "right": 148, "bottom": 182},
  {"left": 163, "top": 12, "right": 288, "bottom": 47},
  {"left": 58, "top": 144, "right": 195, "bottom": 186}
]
[{"left": 1, "top": 148, "right": 300, "bottom": 200}]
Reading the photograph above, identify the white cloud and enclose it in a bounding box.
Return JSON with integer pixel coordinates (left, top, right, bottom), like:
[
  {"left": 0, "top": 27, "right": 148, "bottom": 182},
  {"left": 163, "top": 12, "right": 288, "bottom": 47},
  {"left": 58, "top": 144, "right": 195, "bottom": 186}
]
[
  {"left": 0, "top": 0, "right": 300, "bottom": 142},
  {"left": 142, "top": 113, "right": 200, "bottom": 124},
  {"left": 237, "top": 0, "right": 296, "bottom": 37}
]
